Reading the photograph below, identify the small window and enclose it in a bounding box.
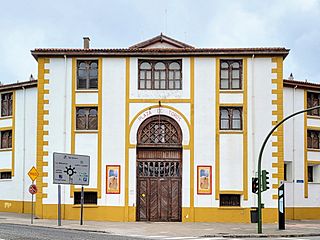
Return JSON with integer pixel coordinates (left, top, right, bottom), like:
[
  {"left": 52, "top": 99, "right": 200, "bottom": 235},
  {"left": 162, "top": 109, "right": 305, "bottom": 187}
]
[
  {"left": 74, "top": 191, "right": 97, "bottom": 205},
  {"left": 220, "top": 107, "right": 243, "bottom": 130},
  {"left": 307, "top": 92, "right": 320, "bottom": 116},
  {"left": 220, "top": 60, "right": 242, "bottom": 90},
  {"left": 76, "top": 107, "right": 98, "bottom": 130},
  {"left": 77, "top": 60, "right": 98, "bottom": 89},
  {"left": 0, "top": 130, "right": 12, "bottom": 149},
  {"left": 284, "top": 163, "right": 287, "bottom": 181},
  {"left": 307, "top": 130, "right": 320, "bottom": 149},
  {"left": 220, "top": 194, "right": 240, "bottom": 207},
  {"left": 0, "top": 171, "right": 11, "bottom": 179},
  {"left": 138, "top": 60, "right": 182, "bottom": 90},
  {"left": 308, "top": 166, "right": 314, "bottom": 183},
  {"left": 1, "top": 93, "right": 13, "bottom": 117}
]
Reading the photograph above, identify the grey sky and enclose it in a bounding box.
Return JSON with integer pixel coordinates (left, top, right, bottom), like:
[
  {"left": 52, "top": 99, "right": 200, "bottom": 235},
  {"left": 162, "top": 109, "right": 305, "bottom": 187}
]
[{"left": 0, "top": 0, "right": 319, "bottom": 84}]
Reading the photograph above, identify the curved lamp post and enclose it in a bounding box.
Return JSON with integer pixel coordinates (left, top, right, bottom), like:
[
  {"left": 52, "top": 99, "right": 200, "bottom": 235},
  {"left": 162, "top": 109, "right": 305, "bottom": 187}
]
[{"left": 257, "top": 105, "right": 320, "bottom": 233}]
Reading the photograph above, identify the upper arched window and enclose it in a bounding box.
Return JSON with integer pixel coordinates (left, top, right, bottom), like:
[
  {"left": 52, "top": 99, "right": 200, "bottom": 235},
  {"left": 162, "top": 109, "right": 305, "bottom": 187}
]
[
  {"left": 77, "top": 60, "right": 98, "bottom": 89},
  {"left": 76, "top": 107, "right": 98, "bottom": 130},
  {"left": 220, "top": 60, "right": 242, "bottom": 90},
  {"left": 220, "top": 107, "right": 243, "bottom": 130},
  {"left": 138, "top": 60, "right": 182, "bottom": 90}
]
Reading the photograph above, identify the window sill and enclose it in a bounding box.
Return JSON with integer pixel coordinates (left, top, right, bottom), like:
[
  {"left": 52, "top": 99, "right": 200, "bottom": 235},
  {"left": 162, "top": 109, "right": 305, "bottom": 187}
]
[
  {"left": 219, "top": 130, "right": 243, "bottom": 134},
  {"left": 75, "top": 89, "right": 98, "bottom": 93},
  {"left": 307, "top": 148, "right": 320, "bottom": 152},
  {"left": 0, "top": 148, "right": 12, "bottom": 152},
  {"left": 0, "top": 178, "right": 12, "bottom": 182},
  {"left": 72, "top": 204, "right": 98, "bottom": 208},
  {"left": 307, "top": 115, "right": 320, "bottom": 119},
  {"left": 308, "top": 182, "right": 320, "bottom": 184},
  {"left": 0, "top": 116, "right": 12, "bottom": 120},
  {"left": 219, "top": 90, "right": 243, "bottom": 94},
  {"left": 75, "top": 130, "right": 98, "bottom": 134},
  {"left": 218, "top": 207, "right": 244, "bottom": 210}
]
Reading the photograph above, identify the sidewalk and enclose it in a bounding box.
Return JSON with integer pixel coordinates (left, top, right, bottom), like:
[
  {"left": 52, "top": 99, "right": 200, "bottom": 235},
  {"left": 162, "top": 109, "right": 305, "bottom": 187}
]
[{"left": 1, "top": 212, "right": 320, "bottom": 238}]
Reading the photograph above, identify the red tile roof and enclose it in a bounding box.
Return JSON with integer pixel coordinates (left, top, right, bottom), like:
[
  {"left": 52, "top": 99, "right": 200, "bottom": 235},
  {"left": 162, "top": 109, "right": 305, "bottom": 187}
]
[
  {"left": 284, "top": 79, "right": 320, "bottom": 90},
  {"left": 0, "top": 80, "right": 37, "bottom": 92}
]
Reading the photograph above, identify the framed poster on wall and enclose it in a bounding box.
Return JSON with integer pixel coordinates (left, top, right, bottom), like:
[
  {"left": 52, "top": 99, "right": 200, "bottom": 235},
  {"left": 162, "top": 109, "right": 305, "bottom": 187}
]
[
  {"left": 106, "top": 165, "right": 120, "bottom": 194},
  {"left": 197, "top": 165, "right": 212, "bottom": 195}
]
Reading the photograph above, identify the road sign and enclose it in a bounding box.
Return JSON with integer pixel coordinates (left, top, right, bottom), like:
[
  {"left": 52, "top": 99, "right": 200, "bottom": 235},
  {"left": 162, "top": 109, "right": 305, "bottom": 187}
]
[
  {"left": 29, "top": 184, "right": 37, "bottom": 195},
  {"left": 53, "top": 152, "right": 90, "bottom": 185},
  {"left": 28, "top": 166, "right": 39, "bottom": 182}
]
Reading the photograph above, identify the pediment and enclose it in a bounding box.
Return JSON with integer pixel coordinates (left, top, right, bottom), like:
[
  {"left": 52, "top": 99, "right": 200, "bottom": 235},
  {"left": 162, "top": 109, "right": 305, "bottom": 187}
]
[{"left": 129, "top": 33, "right": 194, "bottom": 49}]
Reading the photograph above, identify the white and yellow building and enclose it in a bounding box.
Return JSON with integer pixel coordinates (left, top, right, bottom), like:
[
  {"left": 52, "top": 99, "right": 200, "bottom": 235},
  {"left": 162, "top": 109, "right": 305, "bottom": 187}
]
[{"left": 0, "top": 34, "right": 319, "bottom": 222}]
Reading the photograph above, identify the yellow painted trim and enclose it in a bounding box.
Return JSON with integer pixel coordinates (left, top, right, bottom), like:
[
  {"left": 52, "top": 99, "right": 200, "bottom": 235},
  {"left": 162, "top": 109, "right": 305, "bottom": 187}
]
[
  {"left": 0, "top": 116, "right": 12, "bottom": 120},
  {"left": 304, "top": 90, "right": 308, "bottom": 198},
  {"left": 129, "top": 98, "right": 190, "bottom": 103},
  {"left": 190, "top": 57, "right": 195, "bottom": 221},
  {"left": 307, "top": 126, "right": 320, "bottom": 131},
  {"left": 219, "top": 103, "right": 243, "bottom": 107},
  {"left": 0, "top": 148, "right": 12, "bottom": 152},
  {"left": 124, "top": 57, "right": 130, "bottom": 221},
  {"left": 307, "top": 115, "right": 320, "bottom": 120},
  {"left": 74, "top": 130, "right": 98, "bottom": 134},
  {"left": 183, "top": 144, "right": 191, "bottom": 150},
  {"left": 128, "top": 143, "right": 136, "bottom": 148},
  {"left": 128, "top": 105, "right": 191, "bottom": 142},
  {"left": 308, "top": 160, "right": 320, "bottom": 165},
  {"left": 0, "top": 168, "right": 12, "bottom": 172},
  {"left": 0, "top": 127, "right": 12, "bottom": 131},
  {"left": 215, "top": 58, "right": 220, "bottom": 200},
  {"left": 219, "top": 131, "right": 243, "bottom": 134},
  {"left": 219, "top": 90, "right": 244, "bottom": 94},
  {"left": 75, "top": 104, "right": 99, "bottom": 107},
  {"left": 307, "top": 148, "right": 320, "bottom": 152},
  {"left": 243, "top": 58, "right": 248, "bottom": 200},
  {"left": 219, "top": 190, "right": 244, "bottom": 195},
  {"left": 71, "top": 58, "right": 103, "bottom": 199}
]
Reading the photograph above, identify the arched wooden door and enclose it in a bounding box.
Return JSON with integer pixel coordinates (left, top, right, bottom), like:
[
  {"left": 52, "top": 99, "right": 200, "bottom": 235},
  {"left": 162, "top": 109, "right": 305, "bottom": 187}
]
[{"left": 136, "top": 115, "right": 182, "bottom": 222}]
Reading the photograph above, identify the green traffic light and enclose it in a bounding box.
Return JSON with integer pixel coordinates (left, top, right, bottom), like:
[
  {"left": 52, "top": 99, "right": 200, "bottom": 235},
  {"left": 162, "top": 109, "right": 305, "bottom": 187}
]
[{"left": 261, "top": 170, "right": 270, "bottom": 192}]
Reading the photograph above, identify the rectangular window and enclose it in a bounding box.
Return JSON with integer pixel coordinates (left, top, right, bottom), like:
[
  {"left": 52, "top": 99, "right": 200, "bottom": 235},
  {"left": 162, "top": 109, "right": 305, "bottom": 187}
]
[
  {"left": 308, "top": 166, "right": 314, "bottom": 182},
  {"left": 74, "top": 191, "right": 97, "bottom": 205},
  {"left": 0, "top": 130, "right": 12, "bottom": 149},
  {"left": 307, "top": 130, "right": 320, "bottom": 149},
  {"left": 220, "top": 194, "right": 240, "bottom": 207},
  {"left": 77, "top": 60, "right": 98, "bottom": 89},
  {"left": 138, "top": 60, "right": 182, "bottom": 90},
  {"left": 307, "top": 92, "right": 320, "bottom": 116},
  {"left": 0, "top": 171, "right": 11, "bottom": 179},
  {"left": 76, "top": 107, "right": 98, "bottom": 130},
  {"left": 1, "top": 93, "right": 13, "bottom": 117},
  {"left": 220, "top": 107, "right": 243, "bottom": 130},
  {"left": 284, "top": 163, "right": 287, "bottom": 181},
  {"left": 220, "top": 60, "right": 242, "bottom": 90}
]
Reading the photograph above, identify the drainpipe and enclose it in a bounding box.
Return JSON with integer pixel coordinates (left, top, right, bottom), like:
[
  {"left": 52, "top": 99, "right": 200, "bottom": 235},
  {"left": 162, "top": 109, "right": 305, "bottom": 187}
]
[
  {"left": 22, "top": 86, "right": 26, "bottom": 212},
  {"left": 251, "top": 54, "right": 256, "bottom": 204},
  {"left": 292, "top": 85, "right": 297, "bottom": 219}
]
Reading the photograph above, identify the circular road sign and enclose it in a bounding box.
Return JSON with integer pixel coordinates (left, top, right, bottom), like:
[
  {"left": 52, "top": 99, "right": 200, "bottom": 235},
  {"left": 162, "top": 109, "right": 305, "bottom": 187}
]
[{"left": 29, "top": 184, "right": 37, "bottom": 195}]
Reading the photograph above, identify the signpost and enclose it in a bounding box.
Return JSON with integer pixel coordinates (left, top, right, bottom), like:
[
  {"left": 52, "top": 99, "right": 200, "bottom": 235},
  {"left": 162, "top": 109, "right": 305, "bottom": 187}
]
[
  {"left": 278, "top": 181, "right": 285, "bottom": 230},
  {"left": 53, "top": 152, "right": 90, "bottom": 226},
  {"left": 28, "top": 166, "right": 39, "bottom": 224}
]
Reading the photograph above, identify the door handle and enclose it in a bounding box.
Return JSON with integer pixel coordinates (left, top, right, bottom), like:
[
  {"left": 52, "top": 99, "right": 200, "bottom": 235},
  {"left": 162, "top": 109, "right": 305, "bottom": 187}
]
[{"left": 141, "top": 193, "right": 146, "bottom": 197}]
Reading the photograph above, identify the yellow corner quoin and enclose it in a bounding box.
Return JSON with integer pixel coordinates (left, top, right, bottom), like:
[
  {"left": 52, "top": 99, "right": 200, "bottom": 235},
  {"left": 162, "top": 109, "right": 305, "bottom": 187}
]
[
  {"left": 271, "top": 57, "right": 284, "bottom": 195},
  {"left": 36, "top": 57, "right": 50, "bottom": 218}
]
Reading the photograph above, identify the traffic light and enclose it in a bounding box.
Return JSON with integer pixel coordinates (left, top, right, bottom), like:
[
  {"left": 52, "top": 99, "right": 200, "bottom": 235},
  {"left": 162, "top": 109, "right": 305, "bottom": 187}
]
[
  {"left": 262, "top": 170, "right": 270, "bottom": 192},
  {"left": 252, "top": 177, "right": 258, "bottom": 194}
]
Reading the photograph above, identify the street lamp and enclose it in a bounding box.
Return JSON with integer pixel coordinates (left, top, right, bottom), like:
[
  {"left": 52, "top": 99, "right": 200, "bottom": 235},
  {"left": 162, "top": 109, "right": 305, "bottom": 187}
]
[{"left": 257, "top": 105, "right": 320, "bottom": 233}]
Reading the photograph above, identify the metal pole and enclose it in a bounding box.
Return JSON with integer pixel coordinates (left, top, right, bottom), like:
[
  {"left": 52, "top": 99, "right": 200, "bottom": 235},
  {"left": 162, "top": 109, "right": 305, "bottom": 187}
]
[
  {"left": 58, "top": 184, "right": 61, "bottom": 226},
  {"left": 257, "top": 105, "right": 320, "bottom": 233},
  {"left": 31, "top": 192, "right": 34, "bottom": 224},
  {"left": 80, "top": 185, "right": 84, "bottom": 225}
]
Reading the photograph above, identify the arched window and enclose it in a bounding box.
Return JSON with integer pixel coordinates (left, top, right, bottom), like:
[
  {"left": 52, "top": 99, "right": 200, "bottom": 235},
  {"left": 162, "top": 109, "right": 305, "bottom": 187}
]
[
  {"left": 220, "top": 60, "right": 242, "bottom": 90},
  {"left": 76, "top": 107, "right": 98, "bottom": 130},
  {"left": 138, "top": 60, "right": 182, "bottom": 90},
  {"left": 219, "top": 107, "right": 243, "bottom": 130},
  {"left": 77, "top": 60, "right": 99, "bottom": 89},
  {"left": 0, "top": 130, "right": 12, "bottom": 149}
]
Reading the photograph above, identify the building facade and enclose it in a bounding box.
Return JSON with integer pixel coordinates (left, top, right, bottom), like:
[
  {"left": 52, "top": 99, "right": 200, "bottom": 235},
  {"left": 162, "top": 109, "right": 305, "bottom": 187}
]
[{"left": 0, "top": 35, "right": 319, "bottom": 222}]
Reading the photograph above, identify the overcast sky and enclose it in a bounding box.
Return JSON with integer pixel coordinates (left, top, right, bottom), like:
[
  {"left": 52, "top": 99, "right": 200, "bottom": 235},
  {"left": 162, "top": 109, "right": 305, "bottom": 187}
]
[{"left": 0, "top": 0, "right": 319, "bottom": 84}]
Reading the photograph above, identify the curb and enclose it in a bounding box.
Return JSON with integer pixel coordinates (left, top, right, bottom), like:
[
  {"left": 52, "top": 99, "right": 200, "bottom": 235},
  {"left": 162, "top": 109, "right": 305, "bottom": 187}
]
[{"left": 2, "top": 222, "right": 320, "bottom": 238}]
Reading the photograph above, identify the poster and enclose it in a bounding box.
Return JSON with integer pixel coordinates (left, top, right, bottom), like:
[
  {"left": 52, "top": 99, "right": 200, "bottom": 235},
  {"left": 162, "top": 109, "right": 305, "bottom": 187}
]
[
  {"left": 106, "top": 165, "right": 120, "bottom": 194},
  {"left": 197, "top": 165, "right": 212, "bottom": 195}
]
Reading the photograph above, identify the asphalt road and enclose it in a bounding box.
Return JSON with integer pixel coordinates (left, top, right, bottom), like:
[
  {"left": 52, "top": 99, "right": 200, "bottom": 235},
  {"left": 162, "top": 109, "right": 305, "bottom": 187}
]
[{"left": 0, "top": 223, "right": 320, "bottom": 240}]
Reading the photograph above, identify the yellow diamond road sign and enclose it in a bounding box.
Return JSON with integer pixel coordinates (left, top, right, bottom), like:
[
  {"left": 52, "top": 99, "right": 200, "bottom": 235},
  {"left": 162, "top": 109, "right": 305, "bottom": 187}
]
[{"left": 28, "top": 166, "right": 39, "bottom": 182}]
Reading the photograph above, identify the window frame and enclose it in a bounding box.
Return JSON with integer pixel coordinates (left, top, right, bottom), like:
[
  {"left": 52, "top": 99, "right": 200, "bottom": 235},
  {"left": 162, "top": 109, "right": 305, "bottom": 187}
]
[
  {"left": 308, "top": 165, "right": 314, "bottom": 183},
  {"left": 1, "top": 92, "right": 13, "bottom": 117},
  {"left": 307, "top": 92, "right": 320, "bottom": 116},
  {"left": 0, "top": 130, "right": 12, "bottom": 149},
  {"left": 219, "top": 194, "right": 241, "bottom": 207},
  {"left": 76, "top": 107, "right": 98, "bottom": 131},
  {"left": 307, "top": 130, "right": 320, "bottom": 149},
  {"left": 219, "top": 107, "right": 243, "bottom": 130},
  {"left": 76, "top": 60, "right": 99, "bottom": 90},
  {"left": 220, "top": 60, "right": 243, "bottom": 90},
  {"left": 74, "top": 191, "right": 98, "bottom": 205},
  {"left": 0, "top": 171, "right": 12, "bottom": 180},
  {"left": 138, "top": 59, "right": 182, "bottom": 90}
]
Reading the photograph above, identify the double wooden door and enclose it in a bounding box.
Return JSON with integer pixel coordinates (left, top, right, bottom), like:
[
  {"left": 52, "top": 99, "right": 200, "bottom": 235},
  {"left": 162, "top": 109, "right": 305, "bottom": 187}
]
[{"left": 136, "top": 149, "right": 182, "bottom": 222}]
